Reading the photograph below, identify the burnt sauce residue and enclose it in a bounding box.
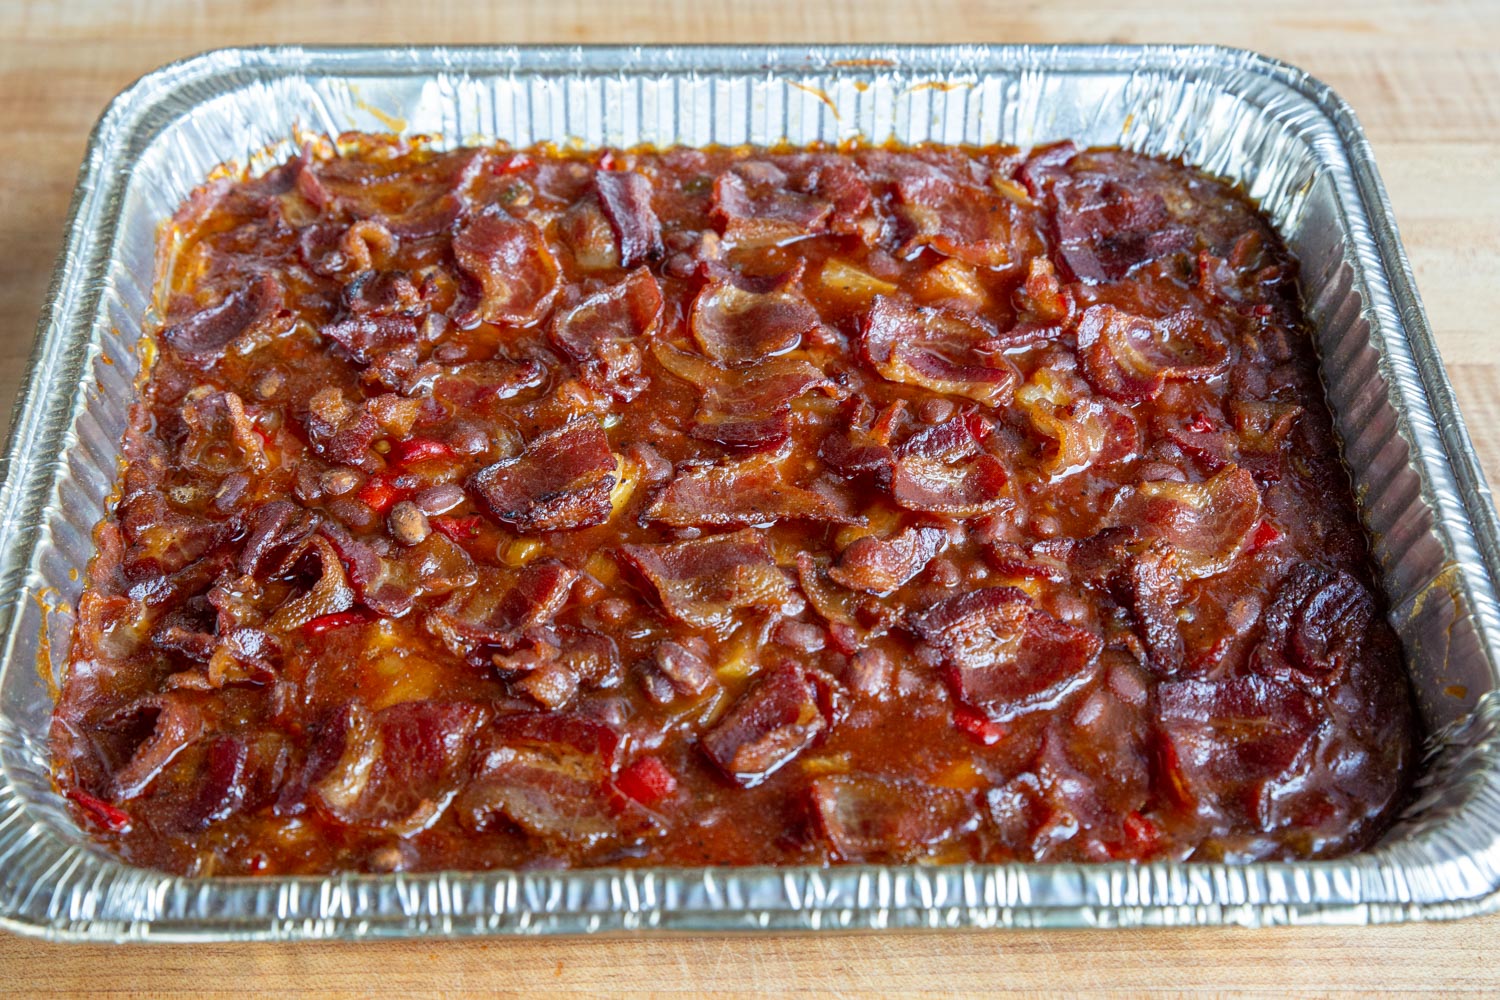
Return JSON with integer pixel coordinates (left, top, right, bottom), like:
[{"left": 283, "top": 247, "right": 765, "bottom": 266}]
[{"left": 51, "top": 139, "right": 1416, "bottom": 875}]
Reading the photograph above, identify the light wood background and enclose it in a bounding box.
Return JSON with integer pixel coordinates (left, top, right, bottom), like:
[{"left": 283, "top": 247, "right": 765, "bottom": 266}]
[{"left": 1, "top": 1, "right": 1497, "bottom": 995}]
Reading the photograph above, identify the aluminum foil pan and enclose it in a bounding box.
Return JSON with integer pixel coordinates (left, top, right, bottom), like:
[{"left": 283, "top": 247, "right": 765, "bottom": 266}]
[{"left": 4, "top": 44, "right": 1500, "bottom": 941}]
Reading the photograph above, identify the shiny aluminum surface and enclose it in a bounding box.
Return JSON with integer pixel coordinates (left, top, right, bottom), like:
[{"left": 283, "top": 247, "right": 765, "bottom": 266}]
[{"left": 3, "top": 44, "right": 1499, "bottom": 940}]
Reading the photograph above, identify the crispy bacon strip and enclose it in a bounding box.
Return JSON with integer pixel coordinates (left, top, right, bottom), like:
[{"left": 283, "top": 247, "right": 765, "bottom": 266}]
[
  {"left": 469, "top": 418, "right": 617, "bottom": 532},
  {"left": 619, "top": 529, "right": 799, "bottom": 630}
]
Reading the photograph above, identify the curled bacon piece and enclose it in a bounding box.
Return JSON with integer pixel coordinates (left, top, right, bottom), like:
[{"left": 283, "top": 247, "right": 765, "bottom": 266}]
[
  {"left": 178, "top": 388, "right": 268, "bottom": 475},
  {"left": 1075, "top": 304, "right": 1229, "bottom": 403},
  {"left": 549, "top": 267, "right": 662, "bottom": 400},
  {"left": 828, "top": 523, "right": 949, "bottom": 595},
  {"left": 303, "top": 387, "right": 380, "bottom": 470},
  {"left": 426, "top": 559, "right": 579, "bottom": 658},
  {"left": 878, "top": 154, "right": 1033, "bottom": 267},
  {"left": 713, "top": 162, "right": 831, "bottom": 248},
  {"left": 910, "top": 587, "right": 1102, "bottom": 722},
  {"left": 451, "top": 210, "right": 559, "bottom": 328},
  {"left": 309, "top": 700, "right": 487, "bottom": 835},
  {"left": 1030, "top": 148, "right": 1196, "bottom": 283},
  {"left": 469, "top": 417, "right": 617, "bottom": 533},
  {"left": 267, "top": 535, "right": 357, "bottom": 632},
  {"left": 237, "top": 501, "right": 318, "bottom": 578},
  {"left": 702, "top": 663, "right": 826, "bottom": 787},
  {"left": 689, "top": 266, "right": 821, "bottom": 365},
  {"left": 456, "top": 713, "right": 619, "bottom": 842},
  {"left": 619, "top": 529, "right": 800, "bottom": 630},
  {"left": 645, "top": 457, "right": 859, "bottom": 529},
  {"left": 794, "top": 553, "right": 900, "bottom": 651},
  {"left": 161, "top": 274, "right": 284, "bottom": 358},
  {"left": 809, "top": 775, "right": 974, "bottom": 861},
  {"left": 654, "top": 343, "right": 837, "bottom": 450},
  {"left": 108, "top": 693, "right": 209, "bottom": 800},
  {"left": 712, "top": 156, "right": 874, "bottom": 248},
  {"left": 594, "top": 170, "right": 663, "bottom": 269},
  {"left": 890, "top": 412, "right": 1011, "bottom": 516},
  {"left": 1157, "top": 675, "right": 1321, "bottom": 822},
  {"left": 1252, "top": 565, "right": 1377, "bottom": 684},
  {"left": 1123, "top": 540, "right": 1185, "bottom": 675},
  {"left": 1108, "top": 465, "right": 1262, "bottom": 580},
  {"left": 1014, "top": 368, "right": 1140, "bottom": 477},
  {"left": 321, "top": 269, "right": 428, "bottom": 364},
  {"left": 860, "top": 296, "right": 1019, "bottom": 408}
]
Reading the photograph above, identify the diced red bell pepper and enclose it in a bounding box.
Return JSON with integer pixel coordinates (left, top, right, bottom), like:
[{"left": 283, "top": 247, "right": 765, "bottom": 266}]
[
  {"left": 66, "top": 789, "right": 131, "bottom": 833},
  {"left": 390, "top": 437, "right": 456, "bottom": 467},
  {"left": 495, "top": 152, "right": 533, "bottom": 175},
  {"left": 1107, "top": 810, "right": 1161, "bottom": 860},
  {"left": 302, "top": 609, "right": 374, "bottom": 636},
  {"left": 953, "top": 704, "right": 1006, "bottom": 747},
  {"left": 356, "top": 473, "right": 403, "bottom": 514},
  {"left": 431, "top": 514, "right": 484, "bottom": 542},
  {"left": 1249, "top": 518, "right": 1283, "bottom": 552},
  {"left": 615, "top": 755, "right": 677, "bottom": 806}
]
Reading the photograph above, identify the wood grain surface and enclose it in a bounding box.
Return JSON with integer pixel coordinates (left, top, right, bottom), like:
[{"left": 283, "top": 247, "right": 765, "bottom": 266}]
[{"left": 2, "top": 1, "right": 1497, "bottom": 995}]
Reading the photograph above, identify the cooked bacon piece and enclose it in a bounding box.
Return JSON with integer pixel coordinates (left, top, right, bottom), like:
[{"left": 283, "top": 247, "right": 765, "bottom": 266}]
[
  {"left": 645, "top": 457, "right": 858, "bottom": 529},
  {"left": 619, "top": 529, "right": 799, "bottom": 630},
  {"left": 310, "top": 700, "right": 486, "bottom": 835},
  {"left": 451, "top": 210, "right": 559, "bottom": 328},
  {"left": 713, "top": 164, "right": 833, "bottom": 248},
  {"left": 264, "top": 534, "right": 357, "bottom": 631},
  {"left": 1157, "top": 675, "right": 1320, "bottom": 822},
  {"left": 1231, "top": 400, "right": 1304, "bottom": 454},
  {"left": 162, "top": 274, "right": 284, "bottom": 358},
  {"left": 1123, "top": 540, "right": 1185, "bottom": 675},
  {"left": 109, "top": 693, "right": 209, "bottom": 800},
  {"left": 910, "top": 588, "right": 1102, "bottom": 722},
  {"left": 809, "top": 775, "right": 974, "bottom": 861},
  {"left": 549, "top": 267, "right": 662, "bottom": 400},
  {"left": 430, "top": 357, "right": 548, "bottom": 408},
  {"left": 890, "top": 412, "right": 1010, "bottom": 516},
  {"left": 860, "top": 296, "right": 1019, "bottom": 407},
  {"left": 594, "top": 170, "right": 664, "bottom": 269},
  {"left": 1035, "top": 149, "right": 1196, "bottom": 282},
  {"left": 304, "top": 146, "right": 487, "bottom": 236},
  {"left": 1075, "top": 305, "right": 1229, "bottom": 403},
  {"left": 817, "top": 399, "right": 904, "bottom": 489},
  {"left": 711, "top": 157, "right": 874, "bottom": 248},
  {"left": 701, "top": 663, "right": 826, "bottom": 787},
  {"left": 689, "top": 266, "right": 821, "bottom": 365},
  {"left": 1252, "top": 565, "right": 1377, "bottom": 684},
  {"left": 794, "top": 553, "right": 899, "bottom": 650},
  {"left": 881, "top": 155, "right": 1029, "bottom": 267},
  {"left": 690, "top": 357, "right": 835, "bottom": 450},
  {"left": 178, "top": 388, "right": 268, "bottom": 475},
  {"left": 1109, "top": 465, "right": 1262, "bottom": 580},
  {"left": 457, "top": 713, "right": 619, "bottom": 842},
  {"left": 303, "top": 387, "right": 381, "bottom": 470},
  {"left": 318, "top": 523, "right": 419, "bottom": 618},
  {"left": 323, "top": 313, "right": 425, "bottom": 366},
  {"left": 237, "top": 501, "right": 318, "bottom": 577},
  {"left": 469, "top": 417, "right": 617, "bottom": 533},
  {"left": 639, "top": 638, "right": 716, "bottom": 705},
  {"left": 1015, "top": 368, "right": 1141, "bottom": 476},
  {"left": 829, "top": 523, "right": 949, "bottom": 594},
  {"left": 126, "top": 731, "right": 291, "bottom": 834},
  {"left": 426, "top": 559, "right": 579, "bottom": 657}
]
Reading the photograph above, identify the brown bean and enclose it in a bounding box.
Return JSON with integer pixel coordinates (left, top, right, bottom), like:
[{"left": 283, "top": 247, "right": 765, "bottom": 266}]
[{"left": 387, "top": 500, "right": 431, "bottom": 546}]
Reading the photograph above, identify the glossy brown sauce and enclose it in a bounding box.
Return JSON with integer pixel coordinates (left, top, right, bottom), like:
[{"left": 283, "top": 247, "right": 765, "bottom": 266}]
[{"left": 51, "top": 139, "right": 1416, "bottom": 874}]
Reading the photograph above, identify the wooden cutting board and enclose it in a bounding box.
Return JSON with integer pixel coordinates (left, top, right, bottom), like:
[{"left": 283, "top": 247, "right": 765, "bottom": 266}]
[{"left": 1, "top": 1, "right": 1497, "bottom": 994}]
